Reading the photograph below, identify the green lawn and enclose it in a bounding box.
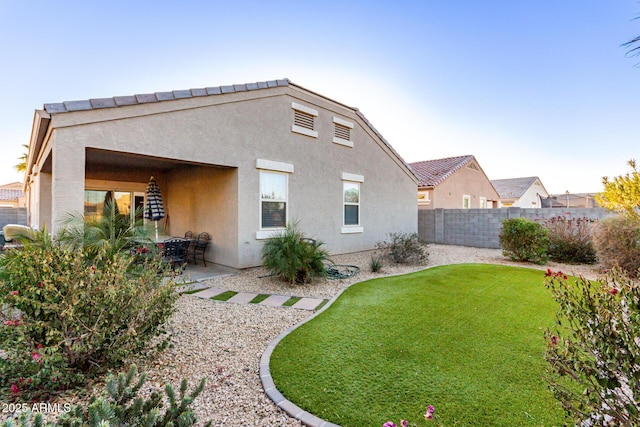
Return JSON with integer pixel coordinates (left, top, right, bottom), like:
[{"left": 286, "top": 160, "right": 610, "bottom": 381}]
[{"left": 270, "top": 264, "right": 569, "bottom": 426}]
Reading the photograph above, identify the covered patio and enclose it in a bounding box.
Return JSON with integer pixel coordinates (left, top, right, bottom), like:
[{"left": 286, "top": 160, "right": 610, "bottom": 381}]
[{"left": 31, "top": 147, "right": 239, "bottom": 268}]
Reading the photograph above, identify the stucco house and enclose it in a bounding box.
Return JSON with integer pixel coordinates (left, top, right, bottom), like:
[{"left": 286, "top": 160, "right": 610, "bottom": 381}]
[
  {"left": 490, "top": 176, "right": 549, "bottom": 208},
  {"left": 0, "top": 182, "right": 26, "bottom": 208},
  {"left": 23, "top": 78, "right": 418, "bottom": 269},
  {"left": 409, "top": 155, "right": 499, "bottom": 209}
]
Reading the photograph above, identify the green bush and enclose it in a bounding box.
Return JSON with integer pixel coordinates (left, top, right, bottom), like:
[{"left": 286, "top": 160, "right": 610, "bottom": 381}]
[
  {"left": 499, "top": 218, "right": 549, "bottom": 264},
  {"left": 544, "top": 267, "right": 640, "bottom": 425},
  {"left": 1, "top": 364, "right": 211, "bottom": 427},
  {"left": 0, "top": 231, "right": 178, "bottom": 401},
  {"left": 592, "top": 215, "right": 640, "bottom": 278},
  {"left": 376, "top": 232, "right": 428, "bottom": 264},
  {"left": 543, "top": 215, "right": 597, "bottom": 265},
  {"left": 261, "top": 224, "right": 331, "bottom": 284}
]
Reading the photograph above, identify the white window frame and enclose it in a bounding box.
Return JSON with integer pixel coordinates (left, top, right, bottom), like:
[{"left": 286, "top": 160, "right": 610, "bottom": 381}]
[
  {"left": 462, "top": 195, "right": 471, "bottom": 209},
  {"left": 332, "top": 116, "right": 354, "bottom": 147},
  {"left": 418, "top": 190, "right": 431, "bottom": 205},
  {"left": 291, "top": 102, "right": 318, "bottom": 138},
  {"left": 342, "top": 172, "right": 364, "bottom": 234},
  {"left": 479, "top": 197, "right": 487, "bottom": 209},
  {"left": 256, "top": 159, "right": 293, "bottom": 239}
]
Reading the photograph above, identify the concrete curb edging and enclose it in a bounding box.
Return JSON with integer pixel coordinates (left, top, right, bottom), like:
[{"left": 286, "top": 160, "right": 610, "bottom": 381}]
[{"left": 259, "top": 284, "right": 352, "bottom": 427}]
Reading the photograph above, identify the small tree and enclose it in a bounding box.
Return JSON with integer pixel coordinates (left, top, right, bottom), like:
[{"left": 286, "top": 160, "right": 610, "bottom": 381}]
[{"left": 596, "top": 159, "right": 640, "bottom": 221}]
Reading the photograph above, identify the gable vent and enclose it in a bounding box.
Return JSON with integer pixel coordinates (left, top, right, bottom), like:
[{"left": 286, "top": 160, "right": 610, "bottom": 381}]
[
  {"left": 332, "top": 116, "right": 354, "bottom": 147},
  {"left": 291, "top": 102, "right": 318, "bottom": 138},
  {"left": 334, "top": 123, "right": 351, "bottom": 141},
  {"left": 294, "top": 109, "right": 315, "bottom": 131}
]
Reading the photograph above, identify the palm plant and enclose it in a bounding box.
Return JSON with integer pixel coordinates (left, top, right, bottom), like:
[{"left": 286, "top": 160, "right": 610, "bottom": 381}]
[
  {"left": 14, "top": 143, "right": 29, "bottom": 173},
  {"left": 261, "top": 223, "right": 330, "bottom": 284},
  {"left": 57, "top": 199, "right": 153, "bottom": 263}
]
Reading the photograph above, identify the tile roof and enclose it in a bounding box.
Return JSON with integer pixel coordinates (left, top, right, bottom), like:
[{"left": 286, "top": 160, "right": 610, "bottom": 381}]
[
  {"left": 409, "top": 155, "right": 475, "bottom": 187},
  {"left": 0, "top": 189, "right": 23, "bottom": 201},
  {"left": 36, "top": 78, "right": 419, "bottom": 183},
  {"left": 490, "top": 177, "right": 540, "bottom": 199},
  {"left": 43, "top": 79, "right": 291, "bottom": 113}
]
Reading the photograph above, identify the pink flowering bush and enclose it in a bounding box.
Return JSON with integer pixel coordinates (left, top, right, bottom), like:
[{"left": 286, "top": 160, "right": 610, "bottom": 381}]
[
  {"left": 0, "top": 231, "right": 178, "bottom": 401},
  {"left": 544, "top": 267, "right": 640, "bottom": 425}
]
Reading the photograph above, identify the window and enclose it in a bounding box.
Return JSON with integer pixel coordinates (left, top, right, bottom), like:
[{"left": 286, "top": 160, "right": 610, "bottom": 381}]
[
  {"left": 462, "top": 195, "right": 471, "bottom": 209},
  {"left": 341, "top": 172, "right": 364, "bottom": 233},
  {"left": 479, "top": 197, "right": 487, "bottom": 209},
  {"left": 291, "top": 102, "right": 318, "bottom": 138},
  {"left": 333, "top": 117, "right": 354, "bottom": 147},
  {"left": 344, "top": 182, "right": 360, "bottom": 226},
  {"left": 418, "top": 191, "right": 431, "bottom": 205},
  {"left": 85, "top": 190, "right": 131, "bottom": 220},
  {"left": 260, "top": 171, "right": 287, "bottom": 229}
]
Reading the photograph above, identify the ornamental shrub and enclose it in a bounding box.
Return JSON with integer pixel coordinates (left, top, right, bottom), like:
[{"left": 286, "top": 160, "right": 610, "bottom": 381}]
[
  {"left": 0, "top": 231, "right": 178, "bottom": 401},
  {"left": 592, "top": 215, "right": 640, "bottom": 278},
  {"left": 261, "top": 224, "right": 331, "bottom": 284},
  {"left": 376, "top": 232, "right": 428, "bottom": 264},
  {"left": 543, "top": 215, "right": 598, "bottom": 265},
  {"left": 544, "top": 268, "right": 640, "bottom": 425},
  {"left": 499, "top": 218, "right": 549, "bottom": 264}
]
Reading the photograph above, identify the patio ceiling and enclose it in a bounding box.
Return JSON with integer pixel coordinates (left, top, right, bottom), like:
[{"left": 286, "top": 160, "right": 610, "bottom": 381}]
[{"left": 85, "top": 148, "right": 223, "bottom": 171}]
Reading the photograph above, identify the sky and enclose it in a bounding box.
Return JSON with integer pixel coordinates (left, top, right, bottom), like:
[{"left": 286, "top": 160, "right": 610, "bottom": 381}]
[{"left": 0, "top": 1, "right": 639, "bottom": 195}]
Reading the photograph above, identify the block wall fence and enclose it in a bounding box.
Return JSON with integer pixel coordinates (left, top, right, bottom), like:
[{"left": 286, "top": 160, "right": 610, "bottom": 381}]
[
  {"left": 0, "top": 207, "right": 27, "bottom": 232},
  {"left": 418, "top": 207, "right": 614, "bottom": 249}
]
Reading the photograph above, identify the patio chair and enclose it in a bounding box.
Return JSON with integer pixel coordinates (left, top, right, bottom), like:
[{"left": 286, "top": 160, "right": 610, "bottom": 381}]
[
  {"left": 189, "top": 232, "right": 210, "bottom": 266},
  {"left": 162, "top": 238, "right": 191, "bottom": 271}
]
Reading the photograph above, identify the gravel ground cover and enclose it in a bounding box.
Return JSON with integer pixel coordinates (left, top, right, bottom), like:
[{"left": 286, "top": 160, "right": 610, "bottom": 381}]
[{"left": 3, "top": 245, "right": 601, "bottom": 425}]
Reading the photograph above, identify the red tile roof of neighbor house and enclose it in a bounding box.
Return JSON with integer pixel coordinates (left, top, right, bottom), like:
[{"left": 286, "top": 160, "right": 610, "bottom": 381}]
[
  {"left": 0, "top": 188, "right": 23, "bottom": 201},
  {"left": 409, "top": 155, "right": 475, "bottom": 188}
]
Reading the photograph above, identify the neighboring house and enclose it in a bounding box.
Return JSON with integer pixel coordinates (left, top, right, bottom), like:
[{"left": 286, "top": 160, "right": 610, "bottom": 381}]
[
  {"left": 491, "top": 177, "right": 549, "bottom": 208},
  {"left": 0, "top": 182, "right": 25, "bottom": 208},
  {"left": 545, "top": 192, "right": 600, "bottom": 208},
  {"left": 24, "top": 78, "right": 418, "bottom": 269},
  {"left": 409, "top": 155, "right": 500, "bottom": 209}
]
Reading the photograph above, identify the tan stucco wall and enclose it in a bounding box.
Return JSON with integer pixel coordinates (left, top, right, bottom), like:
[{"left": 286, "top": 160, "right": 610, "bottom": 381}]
[
  {"left": 166, "top": 166, "right": 238, "bottom": 268},
  {"left": 30, "top": 86, "right": 417, "bottom": 268},
  {"left": 429, "top": 163, "right": 499, "bottom": 209}
]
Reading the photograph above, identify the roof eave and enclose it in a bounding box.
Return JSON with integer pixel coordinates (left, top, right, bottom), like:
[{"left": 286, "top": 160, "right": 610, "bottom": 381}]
[{"left": 25, "top": 109, "right": 51, "bottom": 189}]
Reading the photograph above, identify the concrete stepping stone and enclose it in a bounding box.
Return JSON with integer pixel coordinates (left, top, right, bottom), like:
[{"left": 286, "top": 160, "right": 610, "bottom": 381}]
[
  {"left": 259, "top": 295, "right": 290, "bottom": 307},
  {"left": 228, "top": 292, "right": 258, "bottom": 304},
  {"left": 191, "top": 287, "right": 226, "bottom": 299},
  {"left": 291, "top": 297, "right": 324, "bottom": 311}
]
